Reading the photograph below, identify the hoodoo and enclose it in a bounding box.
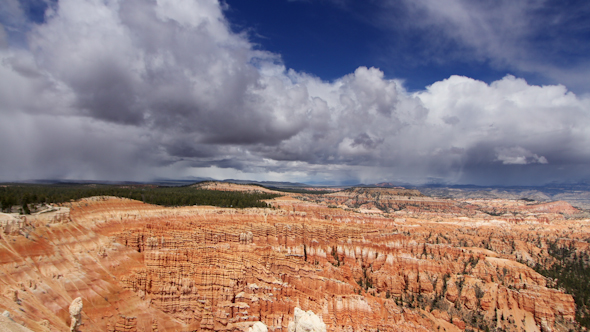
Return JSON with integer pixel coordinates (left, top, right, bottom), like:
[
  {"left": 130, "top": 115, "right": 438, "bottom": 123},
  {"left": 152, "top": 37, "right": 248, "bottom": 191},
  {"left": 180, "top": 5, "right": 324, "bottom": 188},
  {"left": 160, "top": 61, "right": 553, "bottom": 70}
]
[{"left": 0, "top": 187, "right": 586, "bottom": 331}]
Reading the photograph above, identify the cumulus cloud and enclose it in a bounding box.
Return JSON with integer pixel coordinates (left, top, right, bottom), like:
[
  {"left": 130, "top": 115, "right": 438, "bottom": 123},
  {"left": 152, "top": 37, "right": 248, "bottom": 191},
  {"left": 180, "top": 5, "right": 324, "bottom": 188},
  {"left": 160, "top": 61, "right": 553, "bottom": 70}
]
[
  {"left": 495, "top": 146, "right": 548, "bottom": 165},
  {"left": 0, "top": 0, "right": 590, "bottom": 185}
]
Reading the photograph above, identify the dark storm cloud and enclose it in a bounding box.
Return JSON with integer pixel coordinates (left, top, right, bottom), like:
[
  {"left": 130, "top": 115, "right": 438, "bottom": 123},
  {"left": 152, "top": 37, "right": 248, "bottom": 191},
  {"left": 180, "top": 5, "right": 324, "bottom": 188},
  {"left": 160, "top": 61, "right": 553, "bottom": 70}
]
[
  {"left": 0, "top": 0, "right": 590, "bottom": 185},
  {"left": 74, "top": 62, "right": 145, "bottom": 125},
  {"left": 25, "top": 0, "right": 307, "bottom": 143}
]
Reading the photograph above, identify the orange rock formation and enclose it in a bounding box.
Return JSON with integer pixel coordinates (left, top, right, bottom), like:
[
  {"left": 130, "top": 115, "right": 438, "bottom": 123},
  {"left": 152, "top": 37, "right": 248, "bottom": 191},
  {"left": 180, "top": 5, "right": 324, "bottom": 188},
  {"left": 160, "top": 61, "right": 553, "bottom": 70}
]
[{"left": 0, "top": 186, "right": 586, "bottom": 332}]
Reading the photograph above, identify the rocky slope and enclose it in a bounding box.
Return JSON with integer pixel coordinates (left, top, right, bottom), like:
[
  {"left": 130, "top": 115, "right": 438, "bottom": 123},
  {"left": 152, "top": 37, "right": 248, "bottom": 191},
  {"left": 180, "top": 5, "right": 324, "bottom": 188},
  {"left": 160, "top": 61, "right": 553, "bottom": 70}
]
[
  {"left": 0, "top": 185, "right": 588, "bottom": 331},
  {"left": 419, "top": 185, "right": 590, "bottom": 210},
  {"left": 305, "top": 187, "right": 582, "bottom": 222}
]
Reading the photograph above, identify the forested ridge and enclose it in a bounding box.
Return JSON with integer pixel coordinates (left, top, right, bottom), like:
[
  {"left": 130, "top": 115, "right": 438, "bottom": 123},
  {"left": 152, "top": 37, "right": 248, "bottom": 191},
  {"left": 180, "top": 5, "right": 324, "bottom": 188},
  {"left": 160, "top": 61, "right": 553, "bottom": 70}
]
[
  {"left": 534, "top": 241, "right": 590, "bottom": 328},
  {"left": 0, "top": 183, "right": 279, "bottom": 213}
]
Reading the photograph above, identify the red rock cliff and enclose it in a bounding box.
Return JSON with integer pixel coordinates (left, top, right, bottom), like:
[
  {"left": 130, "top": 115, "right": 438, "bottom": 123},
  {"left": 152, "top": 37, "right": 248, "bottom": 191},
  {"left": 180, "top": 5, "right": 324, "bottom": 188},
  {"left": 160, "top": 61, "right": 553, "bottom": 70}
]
[{"left": 0, "top": 193, "right": 584, "bottom": 332}]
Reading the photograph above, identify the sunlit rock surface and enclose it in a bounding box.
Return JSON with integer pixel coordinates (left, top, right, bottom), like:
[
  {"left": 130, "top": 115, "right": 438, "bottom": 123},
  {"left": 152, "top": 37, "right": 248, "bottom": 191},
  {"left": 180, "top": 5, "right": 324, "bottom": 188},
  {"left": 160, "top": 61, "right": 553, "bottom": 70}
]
[{"left": 0, "top": 184, "right": 587, "bottom": 331}]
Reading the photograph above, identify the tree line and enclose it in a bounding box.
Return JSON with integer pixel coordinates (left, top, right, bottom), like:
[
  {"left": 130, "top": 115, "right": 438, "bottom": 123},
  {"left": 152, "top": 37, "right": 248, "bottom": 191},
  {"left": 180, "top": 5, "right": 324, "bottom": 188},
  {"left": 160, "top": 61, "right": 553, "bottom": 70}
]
[{"left": 0, "top": 183, "right": 279, "bottom": 213}]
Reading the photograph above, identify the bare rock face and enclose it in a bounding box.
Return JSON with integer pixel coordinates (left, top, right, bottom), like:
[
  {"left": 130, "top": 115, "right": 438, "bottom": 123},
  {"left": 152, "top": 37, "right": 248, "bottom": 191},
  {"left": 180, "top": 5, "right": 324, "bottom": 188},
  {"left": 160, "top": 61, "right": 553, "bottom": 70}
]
[
  {"left": 287, "top": 308, "right": 326, "bottom": 332},
  {"left": 252, "top": 308, "right": 325, "bottom": 332},
  {"left": 0, "top": 189, "right": 586, "bottom": 332},
  {"left": 249, "top": 321, "right": 268, "bottom": 332},
  {"left": 68, "top": 297, "right": 83, "bottom": 332},
  {"left": 0, "top": 213, "right": 26, "bottom": 236},
  {"left": 240, "top": 231, "right": 254, "bottom": 245},
  {"left": 310, "top": 187, "right": 580, "bottom": 223},
  {"left": 0, "top": 312, "right": 35, "bottom": 332}
]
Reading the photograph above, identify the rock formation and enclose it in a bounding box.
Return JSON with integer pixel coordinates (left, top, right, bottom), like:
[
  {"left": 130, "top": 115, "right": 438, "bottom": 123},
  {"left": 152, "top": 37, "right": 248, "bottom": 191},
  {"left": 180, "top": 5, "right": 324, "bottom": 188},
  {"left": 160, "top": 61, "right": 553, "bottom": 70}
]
[
  {"left": 68, "top": 297, "right": 82, "bottom": 332},
  {"left": 0, "top": 311, "right": 34, "bottom": 332},
  {"left": 248, "top": 308, "right": 325, "bottom": 332},
  {"left": 288, "top": 308, "right": 326, "bottom": 332},
  {"left": 0, "top": 213, "right": 27, "bottom": 236},
  {"left": 308, "top": 187, "right": 580, "bottom": 223},
  {"left": 0, "top": 185, "right": 587, "bottom": 331},
  {"left": 248, "top": 322, "right": 268, "bottom": 332}
]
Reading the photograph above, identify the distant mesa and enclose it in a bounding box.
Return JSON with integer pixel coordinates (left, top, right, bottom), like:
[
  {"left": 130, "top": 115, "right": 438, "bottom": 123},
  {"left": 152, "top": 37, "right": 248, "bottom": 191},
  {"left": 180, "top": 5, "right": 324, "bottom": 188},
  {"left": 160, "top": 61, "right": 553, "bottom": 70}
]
[{"left": 371, "top": 182, "right": 406, "bottom": 189}]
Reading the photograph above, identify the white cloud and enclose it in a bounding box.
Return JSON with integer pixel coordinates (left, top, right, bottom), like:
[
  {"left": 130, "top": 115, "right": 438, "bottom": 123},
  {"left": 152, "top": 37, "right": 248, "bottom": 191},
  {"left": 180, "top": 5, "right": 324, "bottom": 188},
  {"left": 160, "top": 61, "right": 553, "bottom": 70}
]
[
  {"left": 495, "top": 146, "right": 548, "bottom": 165},
  {"left": 0, "top": 0, "right": 589, "bottom": 185}
]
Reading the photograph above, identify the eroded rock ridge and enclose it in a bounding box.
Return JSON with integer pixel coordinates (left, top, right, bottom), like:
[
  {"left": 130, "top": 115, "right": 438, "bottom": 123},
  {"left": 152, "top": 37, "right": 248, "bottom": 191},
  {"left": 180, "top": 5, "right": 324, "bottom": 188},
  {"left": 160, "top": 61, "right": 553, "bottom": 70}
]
[{"left": 0, "top": 186, "right": 587, "bottom": 332}]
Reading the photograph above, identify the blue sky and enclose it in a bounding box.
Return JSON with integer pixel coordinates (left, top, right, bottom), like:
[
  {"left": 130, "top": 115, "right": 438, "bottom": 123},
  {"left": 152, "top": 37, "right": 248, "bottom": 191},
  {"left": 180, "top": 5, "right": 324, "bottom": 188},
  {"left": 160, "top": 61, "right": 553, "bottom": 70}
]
[
  {"left": 224, "top": 0, "right": 590, "bottom": 93},
  {"left": 1, "top": 0, "right": 590, "bottom": 185},
  {"left": 225, "top": 1, "right": 384, "bottom": 83},
  {"left": 224, "top": 0, "right": 507, "bottom": 91}
]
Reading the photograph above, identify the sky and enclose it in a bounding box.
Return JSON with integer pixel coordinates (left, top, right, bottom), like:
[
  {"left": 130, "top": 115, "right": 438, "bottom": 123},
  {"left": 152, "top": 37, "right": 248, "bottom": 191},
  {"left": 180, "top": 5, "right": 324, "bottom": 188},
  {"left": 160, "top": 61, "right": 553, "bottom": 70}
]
[{"left": 0, "top": 0, "right": 590, "bottom": 186}]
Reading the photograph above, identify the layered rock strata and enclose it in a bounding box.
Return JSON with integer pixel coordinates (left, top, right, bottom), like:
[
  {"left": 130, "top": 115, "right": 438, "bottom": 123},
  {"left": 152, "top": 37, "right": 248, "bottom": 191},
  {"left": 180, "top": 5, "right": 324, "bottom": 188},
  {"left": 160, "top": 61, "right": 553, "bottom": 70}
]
[
  {"left": 307, "top": 187, "right": 580, "bottom": 223},
  {"left": 0, "top": 189, "right": 586, "bottom": 332}
]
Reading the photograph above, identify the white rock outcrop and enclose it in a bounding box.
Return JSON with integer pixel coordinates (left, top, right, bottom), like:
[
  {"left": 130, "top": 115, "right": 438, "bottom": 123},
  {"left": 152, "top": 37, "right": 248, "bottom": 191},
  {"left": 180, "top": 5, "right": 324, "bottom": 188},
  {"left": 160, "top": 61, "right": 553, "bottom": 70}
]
[
  {"left": 69, "top": 297, "right": 83, "bottom": 332},
  {"left": 0, "top": 213, "right": 24, "bottom": 235},
  {"left": 287, "top": 307, "right": 327, "bottom": 332},
  {"left": 245, "top": 308, "right": 325, "bottom": 332},
  {"left": 248, "top": 321, "right": 268, "bottom": 332}
]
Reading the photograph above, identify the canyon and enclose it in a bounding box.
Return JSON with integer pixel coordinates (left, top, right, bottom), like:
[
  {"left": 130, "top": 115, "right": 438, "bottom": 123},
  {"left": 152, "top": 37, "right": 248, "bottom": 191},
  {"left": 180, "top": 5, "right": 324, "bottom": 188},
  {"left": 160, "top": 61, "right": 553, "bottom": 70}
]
[{"left": 1, "top": 184, "right": 589, "bottom": 331}]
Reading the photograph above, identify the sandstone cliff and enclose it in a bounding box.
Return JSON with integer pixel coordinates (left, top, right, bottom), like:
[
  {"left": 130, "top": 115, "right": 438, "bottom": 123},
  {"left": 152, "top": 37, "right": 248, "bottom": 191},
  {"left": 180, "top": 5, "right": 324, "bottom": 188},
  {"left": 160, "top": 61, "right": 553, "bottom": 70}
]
[{"left": 0, "top": 188, "right": 586, "bottom": 332}]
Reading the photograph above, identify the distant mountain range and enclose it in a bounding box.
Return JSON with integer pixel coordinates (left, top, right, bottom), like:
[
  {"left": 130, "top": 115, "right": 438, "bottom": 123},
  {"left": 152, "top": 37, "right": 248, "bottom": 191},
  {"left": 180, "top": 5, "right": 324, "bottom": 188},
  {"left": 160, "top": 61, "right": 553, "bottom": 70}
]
[{"left": 5, "top": 178, "right": 590, "bottom": 210}]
